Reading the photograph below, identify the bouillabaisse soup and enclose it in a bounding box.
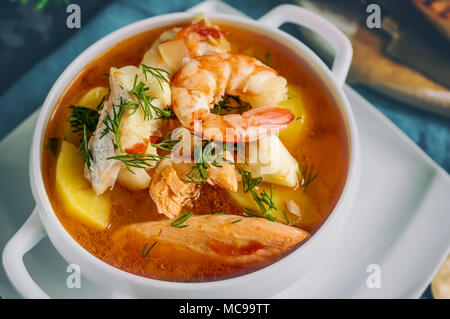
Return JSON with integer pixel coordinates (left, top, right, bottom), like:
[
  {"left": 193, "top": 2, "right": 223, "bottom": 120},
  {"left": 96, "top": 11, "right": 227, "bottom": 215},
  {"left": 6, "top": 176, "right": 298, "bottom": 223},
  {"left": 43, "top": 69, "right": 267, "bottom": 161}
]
[{"left": 42, "top": 18, "right": 348, "bottom": 282}]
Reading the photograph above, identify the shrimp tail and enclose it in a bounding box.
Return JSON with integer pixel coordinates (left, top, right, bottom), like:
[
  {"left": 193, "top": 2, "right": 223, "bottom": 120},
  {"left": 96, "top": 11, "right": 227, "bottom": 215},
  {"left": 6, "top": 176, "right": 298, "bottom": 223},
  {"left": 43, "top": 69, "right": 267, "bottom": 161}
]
[{"left": 197, "top": 105, "right": 295, "bottom": 143}]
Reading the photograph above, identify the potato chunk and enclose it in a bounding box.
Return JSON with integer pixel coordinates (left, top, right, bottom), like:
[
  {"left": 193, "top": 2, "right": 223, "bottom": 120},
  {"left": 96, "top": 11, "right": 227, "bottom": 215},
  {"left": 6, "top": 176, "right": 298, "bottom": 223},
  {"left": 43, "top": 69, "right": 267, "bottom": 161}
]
[{"left": 56, "top": 141, "right": 111, "bottom": 229}]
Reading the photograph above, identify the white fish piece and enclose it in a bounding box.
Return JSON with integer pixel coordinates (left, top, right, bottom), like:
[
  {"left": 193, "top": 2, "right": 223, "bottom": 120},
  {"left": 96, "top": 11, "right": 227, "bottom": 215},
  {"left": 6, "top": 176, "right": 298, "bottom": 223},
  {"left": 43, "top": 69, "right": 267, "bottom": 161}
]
[
  {"left": 112, "top": 214, "right": 309, "bottom": 264},
  {"left": 85, "top": 68, "right": 129, "bottom": 195},
  {"left": 141, "top": 27, "right": 182, "bottom": 76},
  {"left": 85, "top": 65, "right": 169, "bottom": 194}
]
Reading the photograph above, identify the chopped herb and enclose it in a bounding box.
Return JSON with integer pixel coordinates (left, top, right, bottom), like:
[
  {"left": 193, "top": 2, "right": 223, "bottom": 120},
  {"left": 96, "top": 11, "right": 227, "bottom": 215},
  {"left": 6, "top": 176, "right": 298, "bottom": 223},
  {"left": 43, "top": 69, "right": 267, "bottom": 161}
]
[
  {"left": 78, "top": 124, "right": 94, "bottom": 169},
  {"left": 283, "top": 210, "right": 290, "bottom": 225},
  {"left": 96, "top": 96, "right": 105, "bottom": 111},
  {"left": 102, "top": 72, "right": 109, "bottom": 78},
  {"left": 67, "top": 105, "right": 100, "bottom": 133},
  {"left": 211, "top": 211, "right": 227, "bottom": 215},
  {"left": 141, "top": 64, "right": 171, "bottom": 91},
  {"left": 142, "top": 241, "right": 158, "bottom": 258},
  {"left": 47, "top": 137, "right": 59, "bottom": 156},
  {"left": 129, "top": 75, "right": 172, "bottom": 120},
  {"left": 151, "top": 131, "right": 180, "bottom": 151},
  {"left": 232, "top": 219, "right": 242, "bottom": 224},
  {"left": 170, "top": 211, "right": 193, "bottom": 228},
  {"left": 211, "top": 95, "right": 251, "bottom": 116},
  {"left": 182, "top": 140, "right": 223, "bottom": 185},
  {"left": 234, "top": 165, "right": 262, "bottom": 193},
  {"left": 100, "top": 98, "right": 133, "bottom": 151},
  {"left": 299, "top": 164, "right": 319, "bottom": 193},
  {"left": 107, "top": 153, "right": 164, "bottom": 174},
  {"left": 265, "top": 53, "right": 271, "bottom": 67}
]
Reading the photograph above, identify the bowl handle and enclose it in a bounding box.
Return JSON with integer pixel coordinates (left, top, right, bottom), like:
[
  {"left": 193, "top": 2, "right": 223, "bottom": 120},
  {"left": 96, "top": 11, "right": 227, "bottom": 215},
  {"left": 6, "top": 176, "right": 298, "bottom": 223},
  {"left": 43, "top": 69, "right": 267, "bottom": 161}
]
[
  {"left": 2, "top": 207, "right": 50, "bottom": 298},
  {"left": 259, "top": 4, "right": 353, "bottom": 86}
]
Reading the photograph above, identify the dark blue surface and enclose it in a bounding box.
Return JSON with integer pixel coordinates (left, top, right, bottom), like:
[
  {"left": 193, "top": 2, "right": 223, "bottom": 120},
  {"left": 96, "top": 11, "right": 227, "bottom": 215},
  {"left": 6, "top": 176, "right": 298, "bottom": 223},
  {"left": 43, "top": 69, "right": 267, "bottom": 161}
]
[{"left": 0, "top": 0, "right": 448, "bottom": 298}]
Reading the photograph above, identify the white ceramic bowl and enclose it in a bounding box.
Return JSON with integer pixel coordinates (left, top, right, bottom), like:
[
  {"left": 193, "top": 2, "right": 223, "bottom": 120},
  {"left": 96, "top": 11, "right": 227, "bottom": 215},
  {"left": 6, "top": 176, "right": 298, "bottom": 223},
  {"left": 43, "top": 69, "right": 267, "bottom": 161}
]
[{"left": 3, "top": 5, "right": 360, "bottom": 298}]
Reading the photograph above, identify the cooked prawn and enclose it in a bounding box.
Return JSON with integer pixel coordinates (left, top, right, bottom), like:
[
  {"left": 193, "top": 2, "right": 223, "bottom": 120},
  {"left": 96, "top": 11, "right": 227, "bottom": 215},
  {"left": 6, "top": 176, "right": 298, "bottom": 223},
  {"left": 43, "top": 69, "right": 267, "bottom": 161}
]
[{"left": 171, "top": 53, "right": 295, "bottom": 142}]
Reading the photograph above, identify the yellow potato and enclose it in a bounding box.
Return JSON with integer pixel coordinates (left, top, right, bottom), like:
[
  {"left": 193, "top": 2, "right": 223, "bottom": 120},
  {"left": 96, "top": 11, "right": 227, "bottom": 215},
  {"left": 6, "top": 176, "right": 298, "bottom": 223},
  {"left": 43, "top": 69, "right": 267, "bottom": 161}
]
[
  {"left": 56, "top": 141, "right": 111, "bottom": 230},
  {"left": 278, "top": 84, "right": 309, "bottom": 149},
  {"left": 75, "top": 86, "right": 109, "bottom": 110},
  {"left": 64, "top": 86, "right": 108, "bottom": 145}
]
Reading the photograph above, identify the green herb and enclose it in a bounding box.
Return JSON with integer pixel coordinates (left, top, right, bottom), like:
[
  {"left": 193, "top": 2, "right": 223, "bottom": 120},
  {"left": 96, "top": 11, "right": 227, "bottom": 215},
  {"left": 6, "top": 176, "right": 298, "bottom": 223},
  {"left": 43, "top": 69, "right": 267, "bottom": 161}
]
[
  {"left": 10, "top": 0, "right": 69, "bottom": 11},
  {"left": 67, "top": 105, "right": 99, "bottom": 133},
  {"left": 182, "top": 141, "right": 223, "bottom": 185},
  {"left": 47, "top": 137, "right": 59, "bottom": 157},
  {"left": 129, "top": 75, "right": 172, "bottom": 120},
  {"left": 96, "top": 96, "right": 105, "bottom": 111},
  {"left": 141, "top": 64, "right": 171, "bottom": 91},
  {"left": 283, "top": 210, "right": 290, "bottom": 225},
  {"left": 142, "top": 241, "right": 158, "bottom": 258},
  {"left": 235, "top": 166, "right": 262, "bottom": 193},
  {"left": 265, "top": 53, "right": 271, "bottom": 67},
  {"left": 151, "top": 131, "right": 180, "bottom": 151},
  {"left": 234, "top": 166, "right": 277, "bottom": 221},
  {"left": 299, "top": 164, "right": 319, "bottom": 193},
  {"left": 107, "top": 153, "right": 164, "bottom": 174},
  {"left": 78, "top": 124, "right": 94, "bottom": 169},
  {"left": 232, "top": 219, "right": 242, "bottom": 224},
  {"left": 170, "top": 211, "right": 193, "bottom": 228},
  {"left": 100, "top": 98, "right": 133, "bottom": 151},
  {"left": 211, "top": 95, "right": 251, "bottom": 116},
  {"left": 102, "top": 72, "right": 109, "bottom": 78},
  {"left": 211, "top": 211, "right": 227, "bottom": 215}
]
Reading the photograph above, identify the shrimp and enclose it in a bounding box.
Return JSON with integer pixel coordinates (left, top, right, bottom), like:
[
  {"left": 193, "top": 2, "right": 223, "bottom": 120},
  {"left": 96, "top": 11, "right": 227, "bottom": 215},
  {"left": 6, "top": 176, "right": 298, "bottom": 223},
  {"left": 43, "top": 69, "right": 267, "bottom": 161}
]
[
  {"left": 149, "top": 157, "right": 238, "bottom": 219},
  {"left": 111, "top": 214, "right": 309, "bottom": 266},
  {"left": 171, "top": 53, "right": 295, "bottom": 142},
  {"left": 141, "top": 18, "right": 230, "bottom": 76}
]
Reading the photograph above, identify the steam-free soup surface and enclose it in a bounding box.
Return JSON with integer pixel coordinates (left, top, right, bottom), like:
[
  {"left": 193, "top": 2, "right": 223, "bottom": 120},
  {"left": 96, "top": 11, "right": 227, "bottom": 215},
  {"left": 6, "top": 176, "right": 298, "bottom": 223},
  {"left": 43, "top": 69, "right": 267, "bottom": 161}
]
[{"left": 42, "top": 23, "right": 348, "bottom": 282}]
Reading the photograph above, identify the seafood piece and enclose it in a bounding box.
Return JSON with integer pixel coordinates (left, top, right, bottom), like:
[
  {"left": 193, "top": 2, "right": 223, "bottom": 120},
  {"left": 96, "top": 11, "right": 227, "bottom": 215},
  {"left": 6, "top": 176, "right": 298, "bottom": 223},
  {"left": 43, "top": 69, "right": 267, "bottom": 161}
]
[
  {"left": 86, "top": 66, "right": 170, "bottom": 194},
  {"left": 149, "top": 157, "right": 238, "bottom": 218},
  {"left": 141, "top": 18, "right": 230, "bottom": 76},
  {"left": 149, "top": 158, "right": 199, "bottom": 219},
  {"left": 171, "top": 53, "right": 295, "bottom": 142},
  {"left": 112, "top": 214, "right": 309, "bottom": 265}
]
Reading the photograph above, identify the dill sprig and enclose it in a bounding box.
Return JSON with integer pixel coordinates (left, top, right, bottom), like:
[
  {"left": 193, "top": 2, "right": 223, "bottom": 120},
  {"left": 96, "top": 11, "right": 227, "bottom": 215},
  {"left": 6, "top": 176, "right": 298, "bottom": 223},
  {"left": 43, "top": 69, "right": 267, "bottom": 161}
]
[
  {"left": 283, "top": 210, "right": 290, "bottom": 225},
  {"left": 211, "top": 95, "right": 251, "bottom": 116},
  {"left": 67, "top": 105, "right": 99, "bottom": 133},
  {"left": 100, "top": 98, "right": 134, "bottom": 151},
  {"left": 299, "top": 164, "right": 319, "bottom": 193},
  {"left": 107, "top": 153, "right": 164, "bottom": 174},
  {"left": 265, "top": 53, "right": 271, "bottom": 67},
  {"left": 211, "top": 211, "right": 227, "bottom": 215},
  {"left": 232, "top": 219, "right": 242, "bottom": 224},
  {"left": 170, "top": 211, "right": 193, "bottom": 228},
  {"left": 47, "top": 137, "right": 59, "bottom": 157},
  {"left": 142, "top": 241, "right": 158, "bottom": 259},
  {"left": 129, "top": 75, "right": 172, "bottom": 120},
  {"left": 150, "top": 131, "right": 180, "bottom": 151},
  {"left": 67, "top": 104, "right": 101, "bottom": 169},
  {"left": 141, "top": 64, "right": 171, "bottom": 91},
  {"left": 78, "top": 124, "right": 94, "bottom": 169},
  {"left": 249, "top": 184, "right": 277, "bottom": 221},
  {"left": 234, "top": 166, "right": 276, "bottom": 221},
  {"left": 234, "top": 165, "right": 262, "bottom": 193},
  {"left": 182, "top": 140, "right": 223, "bottom": 185}
]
